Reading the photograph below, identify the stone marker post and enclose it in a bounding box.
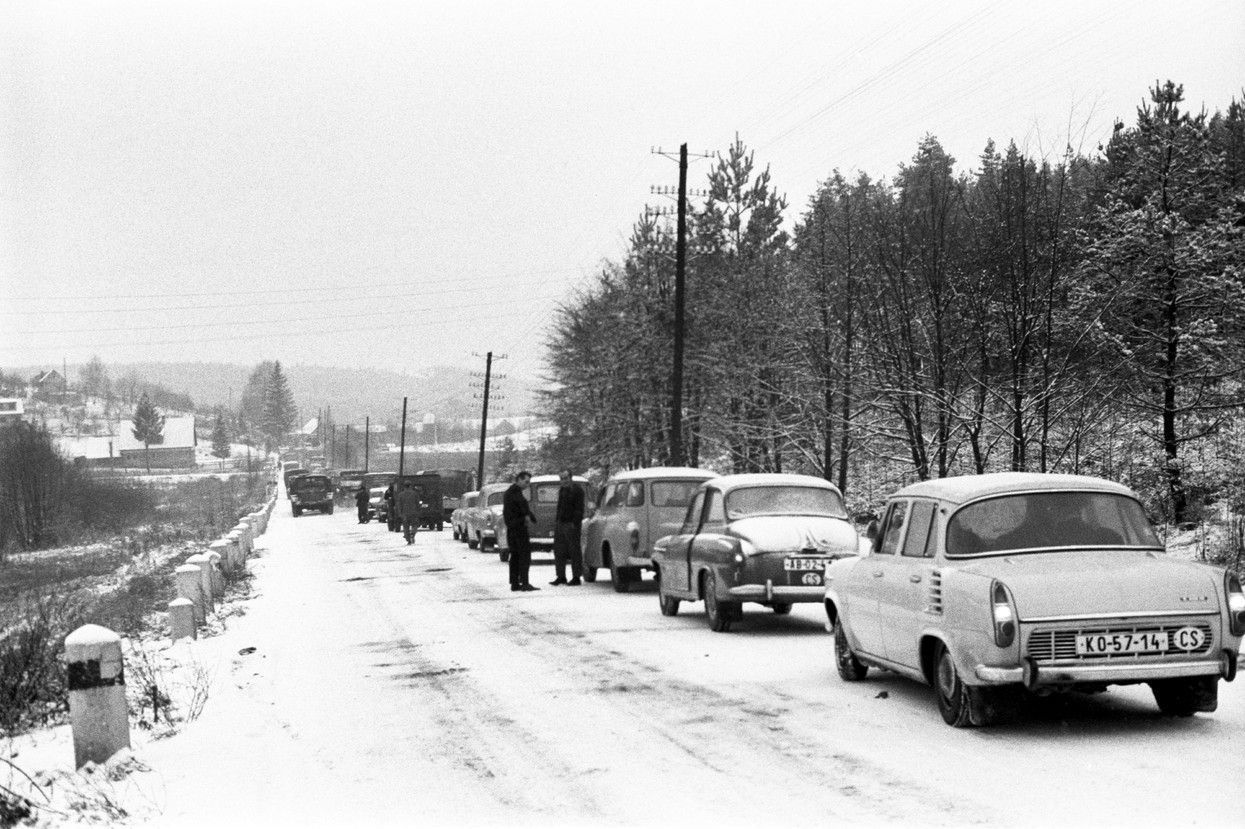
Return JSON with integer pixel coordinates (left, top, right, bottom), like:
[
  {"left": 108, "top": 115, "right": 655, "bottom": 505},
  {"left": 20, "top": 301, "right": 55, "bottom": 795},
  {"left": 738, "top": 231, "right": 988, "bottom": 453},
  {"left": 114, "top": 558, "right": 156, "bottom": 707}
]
[
  {"left": 175, "top": 564, "right": 206, "bottom": 624},
  {"left": 168, "top": 598, "right": 196, "bottom": 640},
  {"left": 209, "top": 538, "right": 234, "bottom": 574},
  {"left": 65, "top": 625, "right": 130, "bottom": 768},
  {"left": 204, "top": 549, "right": 224, "bottom": 595},
  {"left": 186, "top": 553, "right": 214, "bottom": 610}
]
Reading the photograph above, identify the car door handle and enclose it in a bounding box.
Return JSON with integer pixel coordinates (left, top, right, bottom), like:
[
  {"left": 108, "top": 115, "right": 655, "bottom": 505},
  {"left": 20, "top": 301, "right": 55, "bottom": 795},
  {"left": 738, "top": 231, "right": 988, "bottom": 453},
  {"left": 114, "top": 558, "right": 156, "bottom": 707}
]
[
  {"left": 909, "top": 574, "right": 922, "bottom": 584},
  {"left": 872, "top": 571, "right": 883, "bottom": 578}
]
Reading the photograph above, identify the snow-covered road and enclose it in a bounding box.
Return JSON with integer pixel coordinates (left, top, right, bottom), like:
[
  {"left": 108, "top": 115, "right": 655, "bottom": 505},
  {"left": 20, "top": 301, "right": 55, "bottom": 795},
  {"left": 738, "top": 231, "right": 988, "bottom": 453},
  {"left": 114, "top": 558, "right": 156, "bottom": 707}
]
[{"left": 140, "top": 504, "right": 1245, "bottom": 827}]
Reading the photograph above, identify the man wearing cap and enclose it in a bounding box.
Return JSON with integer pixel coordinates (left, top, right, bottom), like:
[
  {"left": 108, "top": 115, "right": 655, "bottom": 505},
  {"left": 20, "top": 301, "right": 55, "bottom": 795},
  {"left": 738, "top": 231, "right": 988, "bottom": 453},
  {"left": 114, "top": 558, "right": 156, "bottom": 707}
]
[{"left": 503, "top": 470, "right": 538, "bottom": 591}]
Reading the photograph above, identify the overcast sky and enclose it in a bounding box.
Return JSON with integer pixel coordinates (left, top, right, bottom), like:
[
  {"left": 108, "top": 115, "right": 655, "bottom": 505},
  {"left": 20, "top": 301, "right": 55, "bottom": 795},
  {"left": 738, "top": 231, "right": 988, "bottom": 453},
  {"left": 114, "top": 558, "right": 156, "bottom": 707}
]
[{"left": 2, "top": 0, "right": 1242, "bottom": 398}]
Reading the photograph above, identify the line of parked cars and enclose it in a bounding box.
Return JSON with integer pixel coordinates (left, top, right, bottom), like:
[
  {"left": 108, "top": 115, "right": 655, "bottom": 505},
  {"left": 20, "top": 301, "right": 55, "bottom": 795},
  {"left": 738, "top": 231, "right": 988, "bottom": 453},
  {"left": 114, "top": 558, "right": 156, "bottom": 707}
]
[{"left": 447, "top": 467, "right": 1244, "bottom": 728}]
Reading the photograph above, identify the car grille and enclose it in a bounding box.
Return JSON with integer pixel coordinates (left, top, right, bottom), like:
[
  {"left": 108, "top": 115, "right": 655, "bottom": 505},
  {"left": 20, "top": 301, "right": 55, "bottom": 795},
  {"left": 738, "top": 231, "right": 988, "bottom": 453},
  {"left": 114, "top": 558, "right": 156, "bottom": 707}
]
[{"left": 1026, "top": 621, "right": 1215, "bottom": 663}]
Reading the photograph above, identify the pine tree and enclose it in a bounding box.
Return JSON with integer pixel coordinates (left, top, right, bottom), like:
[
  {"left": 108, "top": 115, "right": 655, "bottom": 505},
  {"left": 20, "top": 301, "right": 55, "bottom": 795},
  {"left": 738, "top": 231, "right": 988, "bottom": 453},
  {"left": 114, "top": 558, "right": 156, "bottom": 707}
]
[
  {"left": 261, "top": 361, "right": 296, "bottom": 452},
  {"left": 1081, "top": 81, "right": 1245, "bottom": 522},
  {"left": 211, "top": 409, "right": 231, "bottom": 460},
  {"left": 131, "top": 393, "right": 165, "bottom": 472}
]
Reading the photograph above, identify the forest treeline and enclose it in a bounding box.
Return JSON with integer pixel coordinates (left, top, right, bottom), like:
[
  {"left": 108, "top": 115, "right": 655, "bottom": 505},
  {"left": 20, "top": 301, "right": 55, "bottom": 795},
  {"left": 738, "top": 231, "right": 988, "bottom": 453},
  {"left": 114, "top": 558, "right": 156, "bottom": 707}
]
[{"left": 541, "top": 82, "right": 1245, "bottom": 523}]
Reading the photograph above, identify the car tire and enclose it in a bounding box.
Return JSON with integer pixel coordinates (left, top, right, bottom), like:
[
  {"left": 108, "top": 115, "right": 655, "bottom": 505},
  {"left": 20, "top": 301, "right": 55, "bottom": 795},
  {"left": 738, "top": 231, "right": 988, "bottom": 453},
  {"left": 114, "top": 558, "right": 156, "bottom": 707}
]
[
  {"left": 292, "top": 507, "right": 301, "bottom": 517},
  {"left": 657, "top": 570, "right": 680, "bottom": 617},
  {"left": 326, "top": 506, "right": 334, "bottom": 515},
  {"left": 703, "top": 571, "right": 736, "bottom": 633},
  {"left": 437, "top": 521, "right": 444, "bottom": 532},
  {"left": 934, "top": 642, "right": 1000, "bottom": 727},
  {"left": 1150, "top": 677, "right": 1217, "bottom": 717},
  {"left": 499, "top": 549, "right": 509, "bottom": 563},
  {"left": 480, "top": 535, "right": 493, "bottom": 551},
  {"left": 468, "top": 534, "right": 479, "bottom": 550},
  {"left": 834, "top": 619, "right": 869, "bottom": 681},
  {"left": 582, "top": 561, "right": 597, "bottom": 582},
  {"left": 771, "top": 603, "right": 793, "bottom": 615},
  {"left": 452, "top": 527, "right": 460, "bottom": 540}
]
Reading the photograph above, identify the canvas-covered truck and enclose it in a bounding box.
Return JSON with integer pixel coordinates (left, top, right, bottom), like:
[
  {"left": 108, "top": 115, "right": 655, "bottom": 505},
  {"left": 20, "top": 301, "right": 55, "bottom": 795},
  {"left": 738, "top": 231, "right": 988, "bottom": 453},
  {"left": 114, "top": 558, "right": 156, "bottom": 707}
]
[
  {"left": 418, "top": 468, "right": 475, "bottom": 521},
  {"left": 381, "top": 473, "right": 445, "bottom": 532}
]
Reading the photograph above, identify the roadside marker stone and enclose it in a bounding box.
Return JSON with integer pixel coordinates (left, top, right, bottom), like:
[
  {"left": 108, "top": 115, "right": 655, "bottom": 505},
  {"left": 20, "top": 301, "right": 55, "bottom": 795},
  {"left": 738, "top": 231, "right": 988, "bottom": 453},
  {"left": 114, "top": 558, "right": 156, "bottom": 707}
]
[
  {"left": 64, "top": 625, "right": 130, "bottom": 768},
  {"left": 168, "top": 598, "right": 197, "bottom": 641}
]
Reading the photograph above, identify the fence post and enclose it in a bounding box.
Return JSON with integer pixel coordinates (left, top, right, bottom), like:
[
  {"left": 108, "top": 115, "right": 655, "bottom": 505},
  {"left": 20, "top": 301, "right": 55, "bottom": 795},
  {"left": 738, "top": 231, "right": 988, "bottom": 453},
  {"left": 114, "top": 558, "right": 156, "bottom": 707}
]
[
  {"left": 175, "top": 564, "right": 206, "bottom": 624},
  {"left": 64, "top": 625, "right": 130, "bottom": 768},
  {"left": 186, "top": 554, "right": 215, "bottom": 610},
  {"left": 168, "top": 598, "right": 197, "bottom": 641},
  {"left": 209, "top": 538, "right": 235, "bottom": 574}
]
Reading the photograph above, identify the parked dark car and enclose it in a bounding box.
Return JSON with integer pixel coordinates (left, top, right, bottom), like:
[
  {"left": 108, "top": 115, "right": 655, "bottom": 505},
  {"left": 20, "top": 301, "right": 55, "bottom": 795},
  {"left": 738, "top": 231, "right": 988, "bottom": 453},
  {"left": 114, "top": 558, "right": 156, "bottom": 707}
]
[
  {"left": 651, "top": 474, "right": 859, "bottom": 631},
  {"left": 494, "top": 474, "right": 595, "bottom": 562},
  {"left": 335, "top": 468, "right": 367, "bottom": 503},
  {"left": 289, "top": 474, "right": 335, "bottom": 517}
]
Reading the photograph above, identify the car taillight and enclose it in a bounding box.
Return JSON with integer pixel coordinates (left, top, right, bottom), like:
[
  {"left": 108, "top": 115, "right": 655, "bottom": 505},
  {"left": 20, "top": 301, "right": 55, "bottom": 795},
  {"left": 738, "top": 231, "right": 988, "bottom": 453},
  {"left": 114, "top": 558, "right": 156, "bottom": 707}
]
[
  {"left": 991, "top": 580, "right": 1016, "bottom": 648},
  {"left": 1227, "top": 573, "right": 1245, "bottom": 637},
  {"left": 630, "top": 528, "right": 640, "bottom": 553}
]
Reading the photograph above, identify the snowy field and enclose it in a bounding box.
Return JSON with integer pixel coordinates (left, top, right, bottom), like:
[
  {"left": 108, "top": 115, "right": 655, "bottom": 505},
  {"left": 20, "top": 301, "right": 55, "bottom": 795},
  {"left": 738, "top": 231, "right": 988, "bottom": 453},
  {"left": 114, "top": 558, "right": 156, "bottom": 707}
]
[{"left": 11, "top": 502, "right": 1245, "bottom": 828}]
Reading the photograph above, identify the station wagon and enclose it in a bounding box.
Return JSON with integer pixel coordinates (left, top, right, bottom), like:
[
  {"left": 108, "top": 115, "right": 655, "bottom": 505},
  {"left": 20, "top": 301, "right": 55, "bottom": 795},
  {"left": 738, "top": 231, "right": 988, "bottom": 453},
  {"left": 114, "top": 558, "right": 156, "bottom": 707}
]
[{"left": 582, "top": 467, "right": 716, "bottom": 591}]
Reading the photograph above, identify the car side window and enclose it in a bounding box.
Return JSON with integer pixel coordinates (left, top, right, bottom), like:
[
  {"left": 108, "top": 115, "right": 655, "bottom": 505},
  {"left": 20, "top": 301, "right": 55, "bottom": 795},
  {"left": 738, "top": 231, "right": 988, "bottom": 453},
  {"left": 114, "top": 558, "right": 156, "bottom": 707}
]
[
  {"left": 600, "top": 484, "right": 618, "bottom": 511},
  {"left": 701, "top": 489, "right": 726, "bottom": 530},
  {"left": 626, "top": 481, "right": 645, "bottom": 508},
  {"left": 902, "top": 501, "right": 937, "bottom": 558},
  {"left": 681, "top": 492, "right": 705, "bottom": 534},
  {"left": 878, "top": 500, "right": 909, "bottom": 556},
  {"left": 609, "top": 485, "right": 628, "bottom": 508}
]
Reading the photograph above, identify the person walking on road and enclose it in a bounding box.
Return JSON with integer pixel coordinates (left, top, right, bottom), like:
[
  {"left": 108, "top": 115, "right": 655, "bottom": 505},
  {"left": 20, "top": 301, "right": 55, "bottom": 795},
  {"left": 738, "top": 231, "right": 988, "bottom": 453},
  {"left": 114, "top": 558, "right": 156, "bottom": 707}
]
[
  {"left": 504, "top": 470, "right": 538, "bottom": 592},
  {"left": 355, "top": 483, "right": 370, "bottom": 524},
  {"left": 550, "top": 469, "right": 585, "bottom": 586},
  {"left": 395, "top": 481, "right": 422, "bottom": 545}
]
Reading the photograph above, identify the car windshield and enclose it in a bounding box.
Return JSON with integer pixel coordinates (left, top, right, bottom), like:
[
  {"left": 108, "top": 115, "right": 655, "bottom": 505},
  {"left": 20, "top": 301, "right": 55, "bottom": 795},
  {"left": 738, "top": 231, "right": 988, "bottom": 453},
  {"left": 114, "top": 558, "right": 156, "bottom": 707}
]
[
  {"left": 651, "top": 480, "right": 704, "bottom": 508},
  {"left": 946, "top": 491, "right": 1162, "bottom": 556},
  {"left": 724, "top": 486, "right": 847, "bottom": 520},
  {"left": 293, "top": 476, "right": 329, "bottom": 490},
  {"left": 487, "top": 492, "right": 505, "bottom": 507}
]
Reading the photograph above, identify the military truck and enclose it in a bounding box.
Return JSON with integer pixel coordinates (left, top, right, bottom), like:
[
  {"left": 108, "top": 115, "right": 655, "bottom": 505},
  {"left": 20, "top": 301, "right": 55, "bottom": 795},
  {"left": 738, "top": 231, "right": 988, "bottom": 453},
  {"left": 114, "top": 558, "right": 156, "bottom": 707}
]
[{"left": 381, "top": 473, "right": 444, "bottom": 532}]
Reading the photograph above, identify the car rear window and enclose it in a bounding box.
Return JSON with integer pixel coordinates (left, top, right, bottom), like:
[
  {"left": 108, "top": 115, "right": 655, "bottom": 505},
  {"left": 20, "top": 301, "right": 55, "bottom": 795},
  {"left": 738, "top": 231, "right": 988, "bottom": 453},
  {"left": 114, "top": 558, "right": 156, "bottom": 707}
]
[
  {"left": 946, "top": 491, "right": 1162, "bottom": 556},
  {"left": 725, "top": 486, "right": 847, "bottom": 520},
  {"left": 534, "top": 484, "right": 560, "bottom": 503},
  {"left": 650, "top": 480, "right": 703, "bottom": 508},
  {"left": 293, "top": 476, "right": 330, "bottom": 490},
  {"left": 487, "top": 491, "right": 506, "bottom": 506}
]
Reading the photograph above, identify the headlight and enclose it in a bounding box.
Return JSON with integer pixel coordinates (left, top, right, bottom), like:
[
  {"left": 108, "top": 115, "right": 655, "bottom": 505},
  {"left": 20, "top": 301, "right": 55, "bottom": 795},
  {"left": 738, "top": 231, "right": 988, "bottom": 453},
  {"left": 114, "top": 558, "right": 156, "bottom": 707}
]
[
  {"left": 991, "top": 580, "right": 1017, "bottom": 648},
  {"left": 1227, "top": 573, "right": 1245, "bottom": 637}
]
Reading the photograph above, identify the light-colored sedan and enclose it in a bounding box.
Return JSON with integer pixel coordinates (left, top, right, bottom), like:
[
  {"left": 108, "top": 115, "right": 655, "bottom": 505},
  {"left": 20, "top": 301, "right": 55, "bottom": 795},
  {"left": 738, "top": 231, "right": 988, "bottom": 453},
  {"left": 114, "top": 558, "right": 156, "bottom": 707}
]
[
  {"left": 464, "top": 483, "right": 509, "bottom": 551},
  {"left": 824, "top": 472, "right": 1245, "bottom": 726},
  {"left": 651, "top": 474, "right": 859, "bottom": 631},
  {"left": 451, "top": 490, "right": 479, "bottom": 542}
]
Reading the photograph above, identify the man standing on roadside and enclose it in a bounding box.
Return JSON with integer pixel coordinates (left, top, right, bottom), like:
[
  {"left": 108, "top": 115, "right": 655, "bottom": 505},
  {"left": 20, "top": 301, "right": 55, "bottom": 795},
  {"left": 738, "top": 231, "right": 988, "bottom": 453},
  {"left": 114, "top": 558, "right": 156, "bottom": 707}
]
[
  {"left": 395, "top": 480, "right": 422, "bottom": 545},
  {"left": 355, "top": 482, "right": 370, "bottom": 524},
  {"left": 550, "top": 469, "right": 585, "bottom": 586},
  {"left": 503, "top": 470, "right": 538, "bottom": 592}
]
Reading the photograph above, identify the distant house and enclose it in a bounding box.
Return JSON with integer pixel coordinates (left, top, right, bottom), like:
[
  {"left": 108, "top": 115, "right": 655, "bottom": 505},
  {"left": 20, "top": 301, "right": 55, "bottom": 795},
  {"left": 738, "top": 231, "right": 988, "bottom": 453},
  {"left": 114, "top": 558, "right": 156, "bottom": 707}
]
[
  {"left": 117, "top": 415, "right": 197, "bottom": 468},
  {"left": 31, "top": 369, "right": 68, "bottom": 403}
]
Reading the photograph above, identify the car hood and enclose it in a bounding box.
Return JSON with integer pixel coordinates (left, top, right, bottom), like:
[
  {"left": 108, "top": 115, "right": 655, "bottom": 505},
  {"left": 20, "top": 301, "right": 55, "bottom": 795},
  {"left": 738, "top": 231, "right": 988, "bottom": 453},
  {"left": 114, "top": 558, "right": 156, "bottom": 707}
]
[
  {"left": 730, "top": 516, "right": 858, "bottom": 555},
  {"left": 956, "top": 549, "right": 1222, "bottom": 618}
]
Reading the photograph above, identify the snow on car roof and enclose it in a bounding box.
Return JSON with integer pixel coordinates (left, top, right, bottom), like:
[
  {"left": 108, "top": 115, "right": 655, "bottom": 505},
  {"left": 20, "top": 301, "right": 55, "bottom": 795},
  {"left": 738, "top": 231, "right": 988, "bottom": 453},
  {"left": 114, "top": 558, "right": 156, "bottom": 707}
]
[
  {"left": 529, "top": 474, "right": 590, "bottom": 484},
  {"left": 704, "top": 473, "right": 843, "bottom": 494},
  {"left": 607, "top": 467, "right": 717, "bottom": 482},
  {"left": 894, "top": 472, "right": 1135, "bottom": 505}
]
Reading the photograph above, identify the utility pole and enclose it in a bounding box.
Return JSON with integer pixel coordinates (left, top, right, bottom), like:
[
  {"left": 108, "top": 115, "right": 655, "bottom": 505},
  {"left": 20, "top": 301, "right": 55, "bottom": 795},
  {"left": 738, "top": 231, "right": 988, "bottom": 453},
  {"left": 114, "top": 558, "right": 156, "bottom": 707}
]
[
  {"left": 651, "top": 143, "right": 712, "bottom": 466},
  {"left": 398, "top": 397, "right": 408, "bottom": 477},
  {"left": 345, "top": 424, "right": 352, "bottom": 468},
  {"left": 476, "top": 352, "right": 492, "bottom": 490},
  {"left": 364, "top": 416, "right": 370, "bottom": 472}
]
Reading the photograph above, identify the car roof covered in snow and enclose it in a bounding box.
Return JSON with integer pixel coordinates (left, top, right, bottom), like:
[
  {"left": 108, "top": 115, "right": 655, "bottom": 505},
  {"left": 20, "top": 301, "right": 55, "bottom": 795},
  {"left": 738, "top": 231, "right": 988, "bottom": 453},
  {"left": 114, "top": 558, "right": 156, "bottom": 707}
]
[
  {"left": 703, "top": 473, "right": 843, "bottom": 495},
  {"left": 607, "top": 467, "right": 717, "bottom": 483},
  {"left": 893, "top": 472, "right": 1136, "bottom": 505}
]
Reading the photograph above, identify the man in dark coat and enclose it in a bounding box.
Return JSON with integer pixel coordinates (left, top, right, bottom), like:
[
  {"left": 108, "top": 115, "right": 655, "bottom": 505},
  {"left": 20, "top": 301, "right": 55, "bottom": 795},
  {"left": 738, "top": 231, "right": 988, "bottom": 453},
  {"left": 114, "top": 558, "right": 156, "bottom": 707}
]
[
  {"left": 395, "top": 481, "right": 422, "bottom": 545},
  {"left": 550, "top": 469, "right": 585, "bottom": 586},
  {"left": 355, "top": 483, "right": 370, "bottom": 523},
  {"left": 503, "top": 470, "right": 538, "bottom": 591}
]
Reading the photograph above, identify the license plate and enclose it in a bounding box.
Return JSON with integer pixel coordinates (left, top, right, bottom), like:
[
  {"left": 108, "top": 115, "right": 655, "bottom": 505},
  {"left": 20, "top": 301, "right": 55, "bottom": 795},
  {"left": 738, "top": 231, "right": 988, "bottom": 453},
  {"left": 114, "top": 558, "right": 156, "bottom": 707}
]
[
  {"left": 1076, "top": 631, "right": 1167, "bottom": 656},
  {"left": 784, "top": 557, "right": 825, "bottom": 572}
]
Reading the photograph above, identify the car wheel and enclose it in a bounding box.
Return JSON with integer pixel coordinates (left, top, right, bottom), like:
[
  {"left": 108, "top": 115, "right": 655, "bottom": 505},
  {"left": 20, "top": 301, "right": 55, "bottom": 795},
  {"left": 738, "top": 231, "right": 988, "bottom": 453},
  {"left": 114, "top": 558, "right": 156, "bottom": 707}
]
[
  {"left": 771, "top": 603, "right": 792, "bottom": 615},
  {"left": 452, "top": 527, "right": 460, "bottom": 540},
  {"left": 326, "top": 506, "right": 334, "bottom": 515},
  {"left": 291, "top": 507, "right": 301, "bottom": 517},
  {"left": 834, "top": 619, "right": 869, "bottom": 681},
  {"left": 1150, "top": 677, "right": 1217, "bottom": 717},
  {"left": 657, "top": 570, "right": 680, "bottom": 617},
  {"left": 480, "top": 535, "right": 493, "bottom": 551},
  {"left": 467, "top": 534, "right": 479, "bottom": 550},
  {"left": 935, "top": 642, "right": 990, "bottom": 727},
  {"left": 703, "top": 571, "right": 736, "bottom": 633},
  {"left": 582, "top": 562, "right": 597, "bottom": 583},
  {"left": 437, "top": 521, "right": 444, "bottom": 532},
  {"left": 499, "top": 549, "right": 509, "bottom": 563},
  {"left": 610, "top": 561, "right": 631, "bottom": 593}
]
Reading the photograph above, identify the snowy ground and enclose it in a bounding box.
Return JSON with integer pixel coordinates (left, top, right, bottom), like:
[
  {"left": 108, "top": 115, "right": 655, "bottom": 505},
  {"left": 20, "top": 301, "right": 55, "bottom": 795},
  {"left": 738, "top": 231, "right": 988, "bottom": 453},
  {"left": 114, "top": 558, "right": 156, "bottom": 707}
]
[{"left": 10, "top": 502, "right": 1245, "bottom": 828}]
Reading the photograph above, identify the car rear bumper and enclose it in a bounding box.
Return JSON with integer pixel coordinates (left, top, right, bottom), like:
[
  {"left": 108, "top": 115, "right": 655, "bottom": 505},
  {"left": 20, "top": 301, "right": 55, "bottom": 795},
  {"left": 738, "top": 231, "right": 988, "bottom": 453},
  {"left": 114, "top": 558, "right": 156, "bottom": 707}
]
[
  {"left": 975, "top": 653, "right": 1235, "bottom": 686},
  {"left": 727, "top": 583, "right": 824, "bottom": 603}
]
